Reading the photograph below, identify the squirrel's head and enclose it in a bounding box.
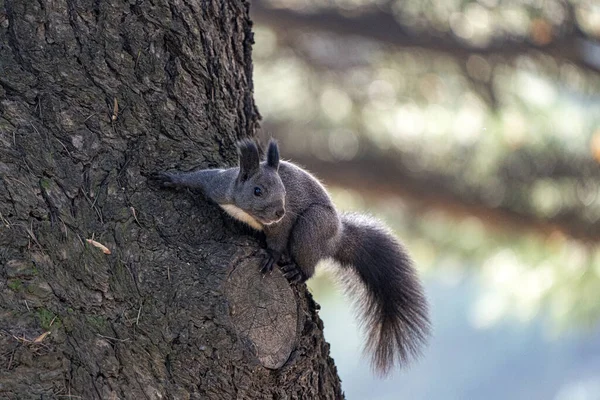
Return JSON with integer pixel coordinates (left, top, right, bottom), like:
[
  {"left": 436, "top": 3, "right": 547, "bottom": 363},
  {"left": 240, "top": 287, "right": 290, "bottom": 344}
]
[{"left": 233, "top": 139, "right": 286, "bottom": 226}]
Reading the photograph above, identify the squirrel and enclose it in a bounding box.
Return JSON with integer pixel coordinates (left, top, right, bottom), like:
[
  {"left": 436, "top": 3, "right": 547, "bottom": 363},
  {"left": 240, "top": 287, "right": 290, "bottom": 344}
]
[{"left": 153, "top": 139, "right": 430, "bottom": 376}]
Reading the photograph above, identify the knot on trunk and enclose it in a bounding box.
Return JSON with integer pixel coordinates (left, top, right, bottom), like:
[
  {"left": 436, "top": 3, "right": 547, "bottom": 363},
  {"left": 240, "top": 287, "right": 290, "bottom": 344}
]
[{"left": 224, "top": 254, "right": 298, "bottom": 369}]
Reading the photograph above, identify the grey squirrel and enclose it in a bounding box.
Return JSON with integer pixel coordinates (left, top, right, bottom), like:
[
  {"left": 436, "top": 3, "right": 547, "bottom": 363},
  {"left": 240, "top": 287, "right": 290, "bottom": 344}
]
[{"left": 153, "top": 139, "right": 430, "bottom": 376}]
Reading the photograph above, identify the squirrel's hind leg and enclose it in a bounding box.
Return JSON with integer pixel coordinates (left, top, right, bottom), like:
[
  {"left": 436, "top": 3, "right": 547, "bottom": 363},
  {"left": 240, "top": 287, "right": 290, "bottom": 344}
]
[{"left": 289, "top": 205, "right": 340, "bottom": 280}]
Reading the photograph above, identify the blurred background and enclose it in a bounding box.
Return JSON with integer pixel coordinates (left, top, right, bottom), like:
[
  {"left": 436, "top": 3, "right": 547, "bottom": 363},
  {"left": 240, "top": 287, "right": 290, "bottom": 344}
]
[{"left": 250, "top": 0, "right": 600, "bottom": 398}]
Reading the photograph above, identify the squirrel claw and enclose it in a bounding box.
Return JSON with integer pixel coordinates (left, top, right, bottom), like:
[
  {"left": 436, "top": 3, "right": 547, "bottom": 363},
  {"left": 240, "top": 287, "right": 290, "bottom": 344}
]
[
  {"left": 260, "top": 258, "right": 274, "bottom": 275},
  {"left": 260, "top": 251, "right": 280, "bottom": 275},
  {"left": 150, "top": 172, "right": 177, "bottom": 188},
  {"left": 280, "top": 263, "right": 306, "bottom": 284},
  {"left": 279, "top": 262, "right": 296, "bottom": 272}
]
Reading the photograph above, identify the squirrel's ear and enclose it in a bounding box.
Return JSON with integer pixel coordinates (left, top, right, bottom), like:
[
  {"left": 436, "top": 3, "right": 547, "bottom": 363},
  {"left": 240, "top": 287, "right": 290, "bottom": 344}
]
[
  {"left": 237, "top": 139, "right": 260, "bottom": 181},
  {"left": 266, "top": 139, "right": 279, "bottom": 170}
]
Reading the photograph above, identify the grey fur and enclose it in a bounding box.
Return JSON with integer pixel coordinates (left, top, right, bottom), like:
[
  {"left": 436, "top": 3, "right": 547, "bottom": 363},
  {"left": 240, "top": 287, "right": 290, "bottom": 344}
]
[
  {"left": 154, "top": 139, "right": 430, "bottom": 376},
  {"left": 155, "top": 139, "right": 285, "bottom": 225}
]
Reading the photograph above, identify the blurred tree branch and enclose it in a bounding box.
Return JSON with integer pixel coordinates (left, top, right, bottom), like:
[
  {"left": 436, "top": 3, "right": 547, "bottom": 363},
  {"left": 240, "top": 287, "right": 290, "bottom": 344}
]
[
  {"left": 265, "top": 128, "right": 600, "bottom": 242},
  {"left": 294, "top": 154, "right": 600, "bottom": 242},
  {"left": 252, "top": 0, "right": 600, "bottom": 73}
]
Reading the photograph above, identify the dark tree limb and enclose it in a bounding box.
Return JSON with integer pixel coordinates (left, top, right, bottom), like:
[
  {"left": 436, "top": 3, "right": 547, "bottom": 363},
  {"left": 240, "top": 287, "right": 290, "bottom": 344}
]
[
  {"left": 251, "top": 0, "right": 600, "bottom": 73},
  {"left": 272, "top": 135, "right": 600, "bottom": 243}
]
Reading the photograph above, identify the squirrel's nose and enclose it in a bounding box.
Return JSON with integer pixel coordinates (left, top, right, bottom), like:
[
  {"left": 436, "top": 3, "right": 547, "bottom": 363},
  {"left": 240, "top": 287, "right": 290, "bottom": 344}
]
[{"left": 275, "top": 209, "right": 285, "bottom": 218}]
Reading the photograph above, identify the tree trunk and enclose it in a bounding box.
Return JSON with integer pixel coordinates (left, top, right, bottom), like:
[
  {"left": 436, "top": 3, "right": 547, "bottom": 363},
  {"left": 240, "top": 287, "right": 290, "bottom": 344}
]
[{"left": 0, "top": 0, "right": 343, "bottom": 398}]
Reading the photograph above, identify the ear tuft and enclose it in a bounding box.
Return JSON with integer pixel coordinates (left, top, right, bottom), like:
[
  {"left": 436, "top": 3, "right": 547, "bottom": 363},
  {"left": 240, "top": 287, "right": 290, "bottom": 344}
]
[
  {"left": 237, "top": 139, "right": 260, "bottom": 181},
  {"left": 266, "top": 139, "right": 280, "bottom": 170}
]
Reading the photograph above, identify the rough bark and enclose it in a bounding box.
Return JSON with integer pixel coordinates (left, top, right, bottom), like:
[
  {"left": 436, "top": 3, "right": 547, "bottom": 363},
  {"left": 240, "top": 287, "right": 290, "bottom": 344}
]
[{"left": 0, "top": 0, "right": 343, "bottom": 399}]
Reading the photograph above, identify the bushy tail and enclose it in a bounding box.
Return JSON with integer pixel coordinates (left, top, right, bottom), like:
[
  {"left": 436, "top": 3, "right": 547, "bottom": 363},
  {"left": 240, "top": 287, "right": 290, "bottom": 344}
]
[{"left": 334, "top": 212, "right": 430, "bottom": 376}]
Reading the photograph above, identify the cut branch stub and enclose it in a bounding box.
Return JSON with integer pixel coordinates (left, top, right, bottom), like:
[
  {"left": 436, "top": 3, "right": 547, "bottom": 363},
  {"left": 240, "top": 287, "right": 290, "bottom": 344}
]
[{"left": 224, "top": 255, "right": 298, "bottom": 369}]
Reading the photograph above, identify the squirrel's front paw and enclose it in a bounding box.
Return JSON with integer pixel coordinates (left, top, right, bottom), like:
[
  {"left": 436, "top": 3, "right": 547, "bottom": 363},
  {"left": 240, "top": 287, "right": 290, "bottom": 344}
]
[
  {"left": 279, "top": 262, "right": 307, "bottom": 284},
  {"left": 260, "top": 250, "right": 281, "bottom": 275},
  {"left": 150, "top": 172, "right": 178, "bottom": 188}
]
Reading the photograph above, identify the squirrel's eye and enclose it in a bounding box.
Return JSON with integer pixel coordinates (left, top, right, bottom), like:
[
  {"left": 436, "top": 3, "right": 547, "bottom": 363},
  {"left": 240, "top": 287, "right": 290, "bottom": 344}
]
[{"left": 254, "top": 187, "right": 262, "bottom": 197}]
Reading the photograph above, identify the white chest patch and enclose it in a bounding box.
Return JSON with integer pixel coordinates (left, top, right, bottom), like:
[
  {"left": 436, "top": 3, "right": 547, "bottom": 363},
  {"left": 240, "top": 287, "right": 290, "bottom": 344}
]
[{"left": 219, "top": 204, "right": 263, "bottom": 231}]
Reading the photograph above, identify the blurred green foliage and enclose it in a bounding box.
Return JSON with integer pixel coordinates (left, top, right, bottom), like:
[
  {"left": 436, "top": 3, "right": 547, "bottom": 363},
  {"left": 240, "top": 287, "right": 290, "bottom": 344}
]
[
  {"left": 253, "top": 0, "right": 600, "bottom": 329},
  {"left": 308, "top": 186, "right": 600, "bottom": 330},
  {"left": 253, "top": 2, "right": 600, "bottom": 397},
  {"left": 254, "top": 25, "right": 600, "bottom": 224}
]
